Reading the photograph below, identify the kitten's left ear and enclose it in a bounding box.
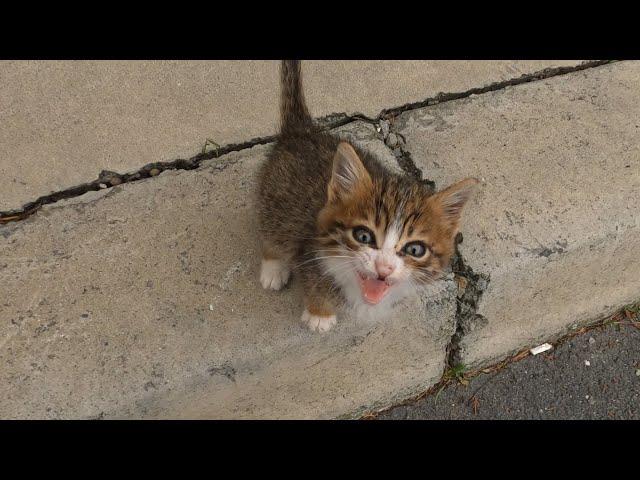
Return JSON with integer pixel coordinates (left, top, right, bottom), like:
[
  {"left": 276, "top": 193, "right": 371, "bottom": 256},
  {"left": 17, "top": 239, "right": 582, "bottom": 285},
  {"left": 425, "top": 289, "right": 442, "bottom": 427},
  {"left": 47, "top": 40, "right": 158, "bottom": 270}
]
[{"left": 428, "top": 177, "right": 480, "bottom": 232}]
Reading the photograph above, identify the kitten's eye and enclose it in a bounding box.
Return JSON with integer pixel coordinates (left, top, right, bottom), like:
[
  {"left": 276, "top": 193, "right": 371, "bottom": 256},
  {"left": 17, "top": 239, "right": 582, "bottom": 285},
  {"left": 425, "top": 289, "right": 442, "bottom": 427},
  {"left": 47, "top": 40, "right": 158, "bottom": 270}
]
[
  {"left": 353, "top": 226, "right": 376, "bottom": 245},
  {"left": 402, "top": 241, "right": 428, "bottom": 258}
]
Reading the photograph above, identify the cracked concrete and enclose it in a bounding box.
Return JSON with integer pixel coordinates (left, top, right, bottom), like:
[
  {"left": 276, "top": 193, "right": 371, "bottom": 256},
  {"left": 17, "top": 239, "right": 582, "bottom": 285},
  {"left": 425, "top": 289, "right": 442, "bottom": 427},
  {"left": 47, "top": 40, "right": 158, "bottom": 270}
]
[
  {"left": 0, "top": 125, "right": 456, "bottom": 419},
  {"left": 447, "top": 245, "right": 490, "bottom": 367},
  {"left": 1, "top": 60, "right": 583, "bottom": 213},
  {"left": 394, "top": 60, "right": 640, "bottom": 368},
  {"left": 2, "top": 60, "right": 638, "bottom": 418}
]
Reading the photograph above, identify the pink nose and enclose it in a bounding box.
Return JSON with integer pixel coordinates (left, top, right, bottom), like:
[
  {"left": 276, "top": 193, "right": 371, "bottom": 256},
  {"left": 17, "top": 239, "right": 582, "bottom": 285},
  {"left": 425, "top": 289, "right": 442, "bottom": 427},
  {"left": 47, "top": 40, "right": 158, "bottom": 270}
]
[{"left": 375, "top": 260, "right": 395, "bottom": 279}]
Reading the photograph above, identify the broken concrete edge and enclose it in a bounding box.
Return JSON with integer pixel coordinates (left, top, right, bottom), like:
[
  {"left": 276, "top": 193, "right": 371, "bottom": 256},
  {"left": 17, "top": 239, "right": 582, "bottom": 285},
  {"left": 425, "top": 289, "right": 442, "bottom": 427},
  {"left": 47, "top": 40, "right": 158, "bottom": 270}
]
[
  {"left": 358, "top": 299, "right": 640, "bottom": 419},
  {"left": 447, "top": 237, "right": 490, "bottom": 368},
  {"left": 0, "top": 60, "right": 616, "bottom": 224},
  {"left": 374, "top": 131, "right": 490, "bottom": 371}
]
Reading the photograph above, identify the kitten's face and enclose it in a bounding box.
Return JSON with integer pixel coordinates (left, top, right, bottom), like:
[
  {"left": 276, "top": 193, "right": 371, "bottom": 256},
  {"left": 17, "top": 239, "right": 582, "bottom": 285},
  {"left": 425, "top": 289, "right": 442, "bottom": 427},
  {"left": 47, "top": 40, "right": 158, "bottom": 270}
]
[{"left": 316, "top": 142, "right": 478, "bottom": 308}]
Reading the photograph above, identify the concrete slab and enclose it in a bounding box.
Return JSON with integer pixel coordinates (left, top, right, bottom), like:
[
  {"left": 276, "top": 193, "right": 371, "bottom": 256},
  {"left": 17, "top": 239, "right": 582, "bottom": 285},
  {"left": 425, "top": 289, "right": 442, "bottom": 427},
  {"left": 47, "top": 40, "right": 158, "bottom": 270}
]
[
  {"left": 395, "top": 61, "right": 640, "bottom": 367},
  {"left": 0, "top": 126, "right": 456, "bottom": 419},
  {"left": 1, "top": 60, "right": 582, "bottom": 212}
]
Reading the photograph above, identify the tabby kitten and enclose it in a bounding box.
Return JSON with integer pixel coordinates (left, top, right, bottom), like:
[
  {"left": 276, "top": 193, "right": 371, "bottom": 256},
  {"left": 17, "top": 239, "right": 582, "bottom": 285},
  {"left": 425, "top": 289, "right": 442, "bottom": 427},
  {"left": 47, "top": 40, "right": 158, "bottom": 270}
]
[{"left": 257, "top": 60, "right": 478, "bottom": 332}]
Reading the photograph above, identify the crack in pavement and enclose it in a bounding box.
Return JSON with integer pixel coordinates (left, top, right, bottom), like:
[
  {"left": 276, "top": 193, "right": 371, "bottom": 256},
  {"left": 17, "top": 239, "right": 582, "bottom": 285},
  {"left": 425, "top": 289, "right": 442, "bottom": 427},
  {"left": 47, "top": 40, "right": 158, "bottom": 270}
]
[
  {"left": 447, "top": 235, "right": 490, "bottom": 368},
  {"left": 377, "top": 60, "right": 617, "bottom": 120},
  {"left": 376, "top": 118, "right": 436, "bottom": 190},
  {"left": 0, "top": 59, "right": 616, "bottom": 224},
  {"left": 0, "top": 115, "right": 376, "bottom": 224},
  {"left": 374, "top": 117, "right": 491, "bottom": 369}
]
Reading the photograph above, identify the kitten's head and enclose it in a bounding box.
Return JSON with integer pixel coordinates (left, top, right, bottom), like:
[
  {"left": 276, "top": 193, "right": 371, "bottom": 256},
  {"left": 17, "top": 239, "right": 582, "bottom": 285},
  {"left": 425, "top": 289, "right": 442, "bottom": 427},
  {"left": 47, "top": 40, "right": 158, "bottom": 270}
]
[{"left": 316, "top": 141, "right": 478, "bottom": 309}]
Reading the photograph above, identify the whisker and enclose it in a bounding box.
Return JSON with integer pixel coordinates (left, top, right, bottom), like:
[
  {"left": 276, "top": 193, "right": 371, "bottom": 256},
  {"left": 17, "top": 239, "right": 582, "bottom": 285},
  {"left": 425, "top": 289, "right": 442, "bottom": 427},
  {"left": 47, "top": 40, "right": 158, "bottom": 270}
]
[{"left": 292, "top": 255, "right": 356, "bottom": 269}]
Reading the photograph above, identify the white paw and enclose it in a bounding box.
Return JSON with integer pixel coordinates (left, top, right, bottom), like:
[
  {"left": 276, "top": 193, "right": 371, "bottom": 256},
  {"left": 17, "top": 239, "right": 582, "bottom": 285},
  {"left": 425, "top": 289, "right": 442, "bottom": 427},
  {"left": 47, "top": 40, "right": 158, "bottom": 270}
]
[
  {"left": 301, "top": 309, "right": 337, "bottom": 333},
  {"left": 260, "top": 259, "right": 290, "bottom": 291}
]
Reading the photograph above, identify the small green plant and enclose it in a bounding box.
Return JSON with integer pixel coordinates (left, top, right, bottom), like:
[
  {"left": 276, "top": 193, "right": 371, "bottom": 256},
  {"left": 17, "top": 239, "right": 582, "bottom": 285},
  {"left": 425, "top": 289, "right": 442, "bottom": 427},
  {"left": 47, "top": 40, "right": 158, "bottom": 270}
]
[
  {"left": 201, "top": 138, "right": 220, "bottom": 155},
  {"left": 624, "top": 301, "right": 640, "bottom": 316},
  {"left": 434, "top": 364, "right": 469, "bottom": 404},
  {"left": 444, "top": 363, "right": 468, "bottom": 385}
]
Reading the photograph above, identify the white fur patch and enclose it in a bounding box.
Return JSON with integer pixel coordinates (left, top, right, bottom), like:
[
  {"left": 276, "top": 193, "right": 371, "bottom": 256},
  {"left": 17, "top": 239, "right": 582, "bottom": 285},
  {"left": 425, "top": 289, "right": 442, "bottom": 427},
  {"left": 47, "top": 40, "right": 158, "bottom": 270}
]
[
  {"left": 301, "top": 309, "right": 337, "bottom": 333},
  {"left": 316, "top": 215, "right": 427, "bottom": 322},
  {"left": 381, "top": 225, "right": 400, "bottom": 251},
  {"left": 320, "top": 255, "right": 415, "bottom": 317},
  {"left": 376, "top": 221, "right": 405, "bottom": 279},
  {"left": 260, "top": 259, "right": 290, "bottom": 291}
]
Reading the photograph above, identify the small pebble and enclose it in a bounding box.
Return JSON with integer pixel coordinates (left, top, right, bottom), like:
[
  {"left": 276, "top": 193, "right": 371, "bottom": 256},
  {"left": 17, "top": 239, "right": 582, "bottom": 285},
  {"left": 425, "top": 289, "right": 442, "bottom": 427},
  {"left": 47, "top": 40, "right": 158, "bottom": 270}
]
[
  {"left": 455, "top": 275, "right": 468, "bottom": 297},
  {"left": 385, "top": 132, "right": 398, "bottom": 148},
  {"left": 584, "top": 360, "right": 591, "bottom": 366},
  {"left": 209, "top": 304, "right": 214, "bottom": 311},
  {"left": 588, "top": 337, "right": 596, "bottom": 344},
  {"left": 379, "top": 120, "right": 390, "bottom": 138},
  {"left": 99, "top": 183, "right": 107, "bottom": 189},
  {"left": 149, "top": 168, "right": 161, "bottom": 177},
  {"left": 476, "top": 277, "right": 489, "bottom": 291},
  {"left": 635, "top": 369, "right": 640, "bottom": 377}
]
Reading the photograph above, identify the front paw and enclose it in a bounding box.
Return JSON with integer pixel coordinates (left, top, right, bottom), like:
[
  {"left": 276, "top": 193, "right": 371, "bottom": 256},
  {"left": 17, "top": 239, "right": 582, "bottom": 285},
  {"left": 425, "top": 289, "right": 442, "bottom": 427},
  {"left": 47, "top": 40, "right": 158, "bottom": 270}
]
[
  {"left": 301, "top": 309, "right": 337, "bottom": 333},
  {"left": 260, "top": 259, "right": 290, "bottom": 291}
]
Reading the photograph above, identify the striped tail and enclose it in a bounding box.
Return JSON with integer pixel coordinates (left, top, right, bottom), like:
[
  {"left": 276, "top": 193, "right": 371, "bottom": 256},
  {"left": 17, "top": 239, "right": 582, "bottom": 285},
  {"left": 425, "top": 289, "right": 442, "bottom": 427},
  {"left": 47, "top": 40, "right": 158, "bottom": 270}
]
[{"left": 280, "top": 60, "right": 313, "bottom": 133}]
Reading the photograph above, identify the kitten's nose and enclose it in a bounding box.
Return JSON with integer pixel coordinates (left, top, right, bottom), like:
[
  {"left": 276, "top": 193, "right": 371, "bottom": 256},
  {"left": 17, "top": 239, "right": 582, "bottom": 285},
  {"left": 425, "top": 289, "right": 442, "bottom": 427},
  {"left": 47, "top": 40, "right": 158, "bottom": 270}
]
[{"left": 375, "top": 260, "right": 395, "bottom": 279}]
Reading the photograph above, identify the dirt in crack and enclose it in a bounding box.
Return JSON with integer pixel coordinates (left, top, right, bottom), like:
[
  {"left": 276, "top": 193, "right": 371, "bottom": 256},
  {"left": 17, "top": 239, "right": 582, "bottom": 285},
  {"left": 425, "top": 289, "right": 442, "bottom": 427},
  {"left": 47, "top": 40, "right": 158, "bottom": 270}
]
[
  {"left": 0, "top": 112, "right": 381, "bottom": 225},
  {"left": 379, "top": 118, "right": 437, "bottom": 191},
  {"left": 447, "top": 232, "right": 490, "bottom": 367}
]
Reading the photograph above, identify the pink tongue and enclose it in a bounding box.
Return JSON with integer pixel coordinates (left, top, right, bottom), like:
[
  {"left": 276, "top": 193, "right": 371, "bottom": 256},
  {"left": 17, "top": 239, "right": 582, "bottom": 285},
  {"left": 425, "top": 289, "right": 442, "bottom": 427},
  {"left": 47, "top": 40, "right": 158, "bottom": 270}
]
[{"left": 361, "top": 277, "right": 390, "bottom": 304}]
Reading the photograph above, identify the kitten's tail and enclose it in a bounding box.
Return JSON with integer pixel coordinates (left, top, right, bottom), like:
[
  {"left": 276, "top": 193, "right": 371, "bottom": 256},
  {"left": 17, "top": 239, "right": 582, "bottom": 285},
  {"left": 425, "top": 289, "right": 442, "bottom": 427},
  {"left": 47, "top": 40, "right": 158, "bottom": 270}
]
[{"left": 280, "top": 60, "right": 313, "bottom": 133}]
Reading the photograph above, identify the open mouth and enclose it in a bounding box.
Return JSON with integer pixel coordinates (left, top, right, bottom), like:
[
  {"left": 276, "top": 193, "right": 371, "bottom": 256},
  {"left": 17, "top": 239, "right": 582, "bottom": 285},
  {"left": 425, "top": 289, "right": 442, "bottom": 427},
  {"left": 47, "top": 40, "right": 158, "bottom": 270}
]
[{"left": 357, "top": 271, "right": 391, "bottom": 305}]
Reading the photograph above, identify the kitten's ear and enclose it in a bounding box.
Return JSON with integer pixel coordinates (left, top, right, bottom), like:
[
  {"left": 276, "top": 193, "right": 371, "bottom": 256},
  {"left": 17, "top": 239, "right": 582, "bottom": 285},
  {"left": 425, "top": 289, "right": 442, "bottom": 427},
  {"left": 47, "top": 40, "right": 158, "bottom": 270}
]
[
  {"left": 428, "top": 177, "right": 479, "bottom": 232},
  {"left": 328, "top": 142, "right": 372, "bottom": 202}
]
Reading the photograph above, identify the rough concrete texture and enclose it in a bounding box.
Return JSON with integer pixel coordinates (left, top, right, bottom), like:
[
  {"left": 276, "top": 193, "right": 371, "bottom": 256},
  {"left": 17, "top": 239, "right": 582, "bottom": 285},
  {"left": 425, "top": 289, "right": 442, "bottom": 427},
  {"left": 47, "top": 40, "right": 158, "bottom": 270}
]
[
  {"left": 395, "top": 61, "right": 640, "bottom": 368},
  {"left": 0, "top": 60, "right": 582, "bottom": 212},
  {"left": 0, "top": 125, "right": 456, "bottom": 419},
  {"left": 379, "top": 321, "right": 640, "bottom": 420},
  {"left": 334, "top": 121, "right": 404, "bottom": 176}
]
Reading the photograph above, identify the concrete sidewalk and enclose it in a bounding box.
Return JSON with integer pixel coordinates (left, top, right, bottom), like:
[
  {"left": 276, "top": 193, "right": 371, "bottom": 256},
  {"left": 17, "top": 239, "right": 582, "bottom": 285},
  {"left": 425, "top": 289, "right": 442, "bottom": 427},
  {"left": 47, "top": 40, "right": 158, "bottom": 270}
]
[
  {"left": 1, "top": 61, "right": 639, "bottom": 419},
  {"left": 1, "top": 60, "right": 581, "bottom": 213}
]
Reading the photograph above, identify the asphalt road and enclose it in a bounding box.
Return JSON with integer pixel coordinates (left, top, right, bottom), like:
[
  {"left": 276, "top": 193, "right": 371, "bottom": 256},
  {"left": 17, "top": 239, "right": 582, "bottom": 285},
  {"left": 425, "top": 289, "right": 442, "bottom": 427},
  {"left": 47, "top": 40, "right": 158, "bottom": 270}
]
[{"left": 378, "top": 321, "right": 640, "bottom": 420}]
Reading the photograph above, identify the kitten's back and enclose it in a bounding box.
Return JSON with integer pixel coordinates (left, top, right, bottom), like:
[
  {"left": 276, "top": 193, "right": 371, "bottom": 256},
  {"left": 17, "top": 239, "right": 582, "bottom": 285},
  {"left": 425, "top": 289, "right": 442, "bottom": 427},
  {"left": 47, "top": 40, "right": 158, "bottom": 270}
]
[
  {"left": 258, "top": 61, "right": 337, "bottom": 248},
  {"left": 257, "top": 61, "right": 390, "bottom": 254}
]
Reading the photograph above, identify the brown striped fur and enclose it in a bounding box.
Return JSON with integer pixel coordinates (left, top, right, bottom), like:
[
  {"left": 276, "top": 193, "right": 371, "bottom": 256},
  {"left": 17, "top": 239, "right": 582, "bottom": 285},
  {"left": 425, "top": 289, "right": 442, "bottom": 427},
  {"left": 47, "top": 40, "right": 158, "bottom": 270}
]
[{"left": 257, "top": 60, "right": 478, "bottom": 331}]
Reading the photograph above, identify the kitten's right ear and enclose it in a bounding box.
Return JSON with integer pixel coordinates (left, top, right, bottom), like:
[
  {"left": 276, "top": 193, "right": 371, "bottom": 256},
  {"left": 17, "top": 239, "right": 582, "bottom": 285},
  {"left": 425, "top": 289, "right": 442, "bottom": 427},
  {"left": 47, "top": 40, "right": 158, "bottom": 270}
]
[
  {"left": 328, "top": 142, "right": 372, "bottom": 202},
  {"left": 427, "top": 177, "right": 479, "bottom": 234}
]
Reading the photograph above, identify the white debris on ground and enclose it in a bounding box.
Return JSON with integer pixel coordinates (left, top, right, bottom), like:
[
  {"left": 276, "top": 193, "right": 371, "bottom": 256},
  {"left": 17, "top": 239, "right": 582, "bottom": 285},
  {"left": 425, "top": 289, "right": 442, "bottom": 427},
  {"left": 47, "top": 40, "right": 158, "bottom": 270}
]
[{"left": 530, "top": 343, "right": 553, "bottom": 355}]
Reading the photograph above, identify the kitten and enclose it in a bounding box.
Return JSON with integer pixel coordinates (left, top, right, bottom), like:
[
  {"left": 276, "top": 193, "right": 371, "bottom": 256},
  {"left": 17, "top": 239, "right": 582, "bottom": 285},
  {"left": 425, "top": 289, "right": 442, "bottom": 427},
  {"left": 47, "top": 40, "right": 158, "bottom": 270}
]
[{"left": 257, "top": 60, "right": 478, "bottom": 332}]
